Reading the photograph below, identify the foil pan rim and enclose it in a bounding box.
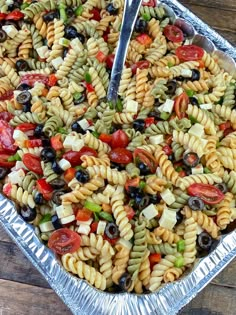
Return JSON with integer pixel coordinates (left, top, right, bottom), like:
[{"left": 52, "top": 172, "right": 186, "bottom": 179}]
[{"left": 1, "top": 1, "right": 236, "bottom": 314}]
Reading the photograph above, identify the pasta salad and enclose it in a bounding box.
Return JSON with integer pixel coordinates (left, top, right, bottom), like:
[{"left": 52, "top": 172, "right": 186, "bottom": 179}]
[{"left": 0, "top": 0, "right": 235, "bottom": 293}]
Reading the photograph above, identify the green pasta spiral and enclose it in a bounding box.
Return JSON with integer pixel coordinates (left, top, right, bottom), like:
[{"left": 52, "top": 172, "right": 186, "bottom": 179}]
[
  {"left": 42, "top": 162, "right": 59, "bottom": 183},
  {"left": 43, "top": 116, "right": 63, "bottom": 137},
  {"left": 10, "top": 112, "right": 45, "bottom": 126},
  {"left": 171, "top": 141, "right": 184, "bottom": 161},
  {"left": 148, "top": 243, "right": 177, "bottom": 255},
  {"left": 126, "top": 163, "right": 140, "bottom": 178}
]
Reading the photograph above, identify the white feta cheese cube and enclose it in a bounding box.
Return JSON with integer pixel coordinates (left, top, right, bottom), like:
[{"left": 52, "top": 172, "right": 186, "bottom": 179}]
[
  {"left": 191, "top": 164, "right": 204, "bottom": 175},
  {"left": 200, "top": 138, "right": 208, "bottom": 149},
  {"left": 117, "top": 238, "right": 132, "bottom": 250},
  {"left": 181, "top": 69, "right": 192, "bottom": 77},
  {"left": 60, "top": 214, "right": 75, "bottom": 225},
  {"left": 159, "top": 207, "right": 177, "bottom": 230},
  {"left": 13, "top": 130, "right": 28, "bottom": 142},
  {"left": 160, "top": 189, "right": 176, "bottom": 205},
  {"left": 76, "top": 223, "right": 91, "bottom": 235},
  {"left": 76, "top": 218, "right": 93, "bottom": 226},
  {"left": 56, "top": 204, "right": 74, "bottom": 219},
  {"left": 97, "top": 220, "right": 107, "bottom": 235},
  {"left": 188, "top": 123, "right": 205, "bottom": 138},
  {"left": 161, "top": 99, "right": 175, "bottom": 113},
  {"left": 142, "top": 204, "right": 158, "bottom": 220},
  {"left": 15, "top": 161, "right": 28, "bottom": 170},
  {"left": 39, "top": 221, "right": 55, "bottom": 233},
  {"left": 200, "top": 103, "right": 213, "bottom": 110},
  {"left": 63, "top": 135, "right": 78, "bottom": 150},
  {"left": 72, "top": 139, "right": 84, "bottom": 151},
  {"left": 8, "top": 169, "right": 25, "bottom": 185},
  {"left": 149, "top": 135, "right": 164, "bottom": 145},
  {"left": 36, "top": 46, "right": 49, "bottom": 59},
  {"left": 2, "top": 25, "right": 18, "bottom": 38},
  {"left": 78, "top": 119, "right": 90, "bottom": 130},
  {"left": 58, "top": 158, "right": 71, "bottom": 171},
  {"left": 124, "top": 99, "right": 139, "bottom": 113},
  {"left": 51, "top": 56, "right": 63, "bottom": 70}
]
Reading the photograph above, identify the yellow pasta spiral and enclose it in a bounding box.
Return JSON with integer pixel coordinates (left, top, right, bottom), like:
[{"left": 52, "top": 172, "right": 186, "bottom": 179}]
[
  {"left": 136, "top": 68, "right": 148, "bottom": 105},
  {"left": 173, "top": 130, "right": 205, "bottom": 157},
  {"left": 154, "top": 227, "right": 181, "bottom": 244},
  {"left": 163, "top": 267, "right": 185, "bottom": 283},
  {"left": 183, "top": 217, "right": 197, "bottom": 266},
  {"left": 144, "top": 175, "right": 167, "bottom": 194},
  {"left": 187, "top": 104, "right": 216, "bottom": 135},
  {"left": 205, "top": 136, "right": 224, "bottom": 176},
  {"left": 84, "top": 131, "right": 110, "bottom": 153},
  {"left": 112, "top": 243, "right": 130, "bottom": 285},
  {"left": 87, "top": 165, "right": 128, "bottom": 186},
  {"left": 216, "top": 192, "right": 233, "bottom": 230}
]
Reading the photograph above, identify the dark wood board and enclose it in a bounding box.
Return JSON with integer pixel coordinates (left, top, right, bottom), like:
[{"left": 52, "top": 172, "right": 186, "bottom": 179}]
[{"left": 0, "top": 0, "right": 236, "bottom": 314}]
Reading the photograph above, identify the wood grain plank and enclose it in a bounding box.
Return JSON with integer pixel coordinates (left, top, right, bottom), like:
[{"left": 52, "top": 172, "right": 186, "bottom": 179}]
[
  {"left": 180, "top": 0, "right": 236, "bottom": 11},
  {"left": 180, "top": 284, "right": 236, "bottom": 315},
  {"left": 0, "top": 280, "right": 71, "bottom": 315},
  {"left": 0, "top": 240, "right": 50, "bottom": 288}
]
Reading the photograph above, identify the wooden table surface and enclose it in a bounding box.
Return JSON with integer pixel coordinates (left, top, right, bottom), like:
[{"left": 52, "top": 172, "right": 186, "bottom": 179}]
[{"left": 0, "top": 1, "right": 236, "bottom": 314}]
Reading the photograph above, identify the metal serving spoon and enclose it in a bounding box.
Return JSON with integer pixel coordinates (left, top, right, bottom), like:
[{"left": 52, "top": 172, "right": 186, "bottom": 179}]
[{"left": 107, "top": 0, "right": 143, "bottom": 103}]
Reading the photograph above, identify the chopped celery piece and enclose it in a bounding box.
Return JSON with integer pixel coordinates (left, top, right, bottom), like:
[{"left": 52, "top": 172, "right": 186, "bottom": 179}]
[
  {"left": 98, "top": 212, "right": 114, "bottom": 222},
  {"left": 142, "top": 13, "right": 151, "bottom": 21},
  {"left": 186, "top": 89, "right": 195, "bottom": 97},
  {"left": 58, "top": 127, "right": 68, "bottom": 134},
  {"left": 92, "top": 131, "right": 100, "bottom": 138},
  {"left": 204, "top": 167, "right": 211, "bottom": 174},
  {"left": 73, "top": 92, "right": 82, "bottom": 100},
  {"left": 139, "top": 181, "right": 146, "bottom": 189},
  {"left": 116, "top": 98, "right": 123, "bottom": 112},
  {"left": 39, "top": 213, "right": 51, "bottom": 224},
  {"left": 8, "top": 153, "right": 21, "bottom": 162},
  {"left": 177, "top": 240, "right": 185, "bottom": 252},
  {"left": 160, "top": 112, "right": 170, "bottom": 120},
  {"left": 84, "top": 72, "right": 92, "bottom": 83},
  {"left": 75, "top": 5, "right": 84, "bottom": 16},
  {"left": 189, "top": 115, "right": 198, "bottom": 124},
  {"left": 174, "top": 256, "right": 184, "bottom": 268}
]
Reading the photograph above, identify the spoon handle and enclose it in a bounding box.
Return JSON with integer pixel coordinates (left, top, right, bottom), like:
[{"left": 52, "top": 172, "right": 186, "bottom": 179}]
[{"left": 107, "top": 0, "right": 143, "bottom": 102}]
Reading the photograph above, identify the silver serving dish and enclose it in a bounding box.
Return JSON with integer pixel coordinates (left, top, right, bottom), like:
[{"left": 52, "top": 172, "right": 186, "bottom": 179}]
[{"left": 0, "top": 1, "right": 236, "bottom": 314}]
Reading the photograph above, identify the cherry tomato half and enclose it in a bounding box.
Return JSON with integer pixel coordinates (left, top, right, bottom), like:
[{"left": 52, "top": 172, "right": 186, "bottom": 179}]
[
  {"left": 0, "top": 111, "right": 13, "bottom": 122},
  {"left": 0, "top": 153, "right": 16, "bottom": 168},
  {"left": 187, "top": 183, "right": 225, "bottom": 205},
  {"left": 124, "top": 205, "right": 135, "bottom": 220},
  {"left": 174, "top": 92, "right": 189, "bottom": 119},
  {"left": 22, "top": 153, "right": 43, "bottom": 175},
  {"left": 64, "top": 167, "right": 76, "bottom": 182},
  {"left": 0, "top": 13, "right": 7, "bottom": 20},
  {"left": 0, "top": 120, "right": 17, "bottom": 153},
  {"left": 15, "top": 123, "right": 37, "bottom": 133},
  {"left": 176, "top": 45, "right": 204, "bottom": 61},
  {"left": 36, "top": 178, "right": 53, "bottom": 201},
  {"left": 63, "top": 146, "right": 98, "bottom": 166},
  {"left": 48, "top": 228, "right": 81, "bottom": 255},
  {"left": 133, "top": 148, "right": 157, "bottom": 174},
  {"left": 76, "top": 208, "right": 92, "bottom": 221},
  {"left": 142, "top": 0, "right": 155, "bottom": 6},
  {"left": 24, "top": 139, "right": 42, "bottom": 148},
  {"left": 109, "top": 148, "right": 133, "bottom": 164},
  {"left": 136, "top": 34, "right": 152, "bottom": 46},
  {"left": 131, "top": 60, "right": 150, "bottom": 75},
  {"left": 111, "top": 130, "right": 129, "bottom": 149},
  {"left": 0, "top": 90, "right": 13, "bottom": 101},
  {"left": 163, "top": 25, "right": 184, "bottom": 43},
  {"left": 21, "top": 74, "right": 48, "bottom": 87},
  {"left": 6, "top": 10, "right": 24, "bottom": 20},
  {"left": 125, "top": 177, "right": 140, "bottom": 191}
]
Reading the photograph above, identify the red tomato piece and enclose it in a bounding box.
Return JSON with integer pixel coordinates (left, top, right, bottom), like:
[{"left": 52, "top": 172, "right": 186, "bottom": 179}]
[
  {"left": 179, "top": 170, "right": 187, "bottom": 177},
  {"left": 133, "top": 148, "right": 157, "bottom": 174},
  {"left": 22, "top": 153, "right": 43, "bottom": 175},
  {"left": 125, "top": 177, "right": 140, "bottom": 191},
  {"left": 108, "top": 148, "right": 133, "bottom": 165},
  {"left": 76, "top": 208, "right": 92, "bottom": 221},
  {"left": 0, "top": 13, "right": 7, "bottom": 20},
  {"left": 90, "top": 221, "right": 98, "bottom": 233},
  {"left": 111, "top": 130, "right": 129, "bottom": 149},
  {"left": 51, "top": 134, "right": 63, "bottom": 151},
  {"left": 219, "top": 121, "right": 231, "bottom": 131},
  {"left": 21, "top": 74, "right": 48, "bottom": 87},
  {"left": 142, "top": 0, "right": 155, "bottom": 6},
  {"left": 99, "top": 133, "right": 112, "bottom": 144},
  {"left": 163, "top": 25, "right": 184, "bottom": 43},
  {"left": 187, "top": 183, "right": 225, "bottom": 205},
  {"left": 0, "top": 153, "right": 16, "bottom": 168},
  {"left": 149, "top": 253, "right": 162, "bottom": 269},
  {"left": 162, "top": 145, "right": 173, "bottom": 156},
  {"left": 86, "top": 82, "right": 95, "bottom": 92},
  {"left": 64, "top": 167, "right": 76, "bottom": 182},
  {"left": 48, "top": 74, "right": 58, "bottom": 87},
  {"left": 0, "top": 120, "right": 17, "bottom": 153},
  {"left": 176, "top": 45, "right": 204, "bottom": 61},
  {"left": 124, "top": 205, "right": 135, "bottom": 220},
  {"left": 36, "top": 178, "right": 53, "bottom": 201},
  {"left": 25, "top": 139, "right": 42, "bottom": 148},
  {"left": 136, "top": 34, "right": 152, "bottom": 46},
  {"left": 103, "top": 234, "right": 119, "bottom": 246},
  {"left": 106, "top": 54, "right": 115, "bottom": 69},
  {"left": 131, "top": 60, "right": 150, "bottom": 75},
  {"left": 89, "top": 8, "right": 101, "bottom": 21},
  {"left": 0, "top": 111, "right": 13, "bottom": 122},
  {"left": 6, "top": 10, "right": 24, "bottom": 20},
  {"left": 174, "top": 92, "right": 189, "bottom": 119},
  {"left": 0, "top": 90, "right": 14, "bottom": 101},
  {"left": 48, "top": 228, "right": 81, "bottom": 255},
  {"left": 63, "top": 147, "right": 97, "bottom": 166},
  {"left": 145, "top": 117, "right": 155, "bottom": 127},
  {"left": 96, "top": 50, "right": 107, "bottom": 63},
  {"left": 224, "top": 127, "right": 233, "bottom": 137},
  {"left": 15, "top": 123, "right": 37, "bottom": 133}
]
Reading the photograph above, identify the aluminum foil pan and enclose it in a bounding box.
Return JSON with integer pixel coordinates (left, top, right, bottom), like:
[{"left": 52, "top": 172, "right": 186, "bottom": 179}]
[{"left": 0, "top": 1, "right": 236, "bottom": 314}]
